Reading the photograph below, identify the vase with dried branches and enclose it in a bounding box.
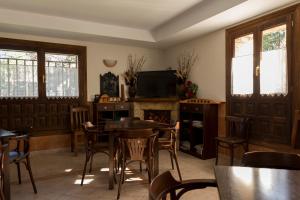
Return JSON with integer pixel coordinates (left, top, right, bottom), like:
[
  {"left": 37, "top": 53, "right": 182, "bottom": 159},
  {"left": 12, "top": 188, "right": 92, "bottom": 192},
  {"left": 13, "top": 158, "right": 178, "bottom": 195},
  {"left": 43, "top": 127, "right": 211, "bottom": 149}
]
[
  {"left": 175, "top": 51, "right": 198, "bottom": 99},
  {"left": 175, "top": 51, "right": 198, "bottom": 84},
  {"left": 122, "top": 54, "right": 146, "bottom": 98}
]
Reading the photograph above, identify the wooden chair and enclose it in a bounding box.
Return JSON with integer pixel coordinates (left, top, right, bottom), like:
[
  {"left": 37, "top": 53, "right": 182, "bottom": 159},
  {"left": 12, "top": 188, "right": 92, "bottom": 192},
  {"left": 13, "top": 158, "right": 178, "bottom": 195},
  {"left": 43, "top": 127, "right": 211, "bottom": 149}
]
[
  {"left": 117, "top": 129, "right": 158, "bottom": 200},
  {"left": 158, "top": 122, "right": 182, "bottom": 181},
  {"left": 215, "top": 116, "right": 250, "bottom": 165},
  {"left": 70, "top": 106, "right": 90, "bottom": 156},
  {"left": 80, "top": 122, "right": 111, "bottom": 186},
  {"left": 241, "top": 151, "right": 300, "bottom": 170},
  {"left": 149, "top": 170, "right": 217, "bottom": 200},
  {"left": 10, "top": 128, "right": 37, "bottom": 193},
  {"left": 0, "top": 143, "right": 7, "bottom": 200}
]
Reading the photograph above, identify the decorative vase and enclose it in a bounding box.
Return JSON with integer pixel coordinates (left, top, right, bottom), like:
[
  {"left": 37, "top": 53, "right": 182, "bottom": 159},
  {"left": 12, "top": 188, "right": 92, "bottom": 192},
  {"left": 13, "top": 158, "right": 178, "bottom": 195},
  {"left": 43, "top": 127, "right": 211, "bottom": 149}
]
[
  {"left": 176, "top": 83, "right": 186, "bottom": 100},
  {"left": 128, "top": 85, "right": 137, "bottom": 98}
]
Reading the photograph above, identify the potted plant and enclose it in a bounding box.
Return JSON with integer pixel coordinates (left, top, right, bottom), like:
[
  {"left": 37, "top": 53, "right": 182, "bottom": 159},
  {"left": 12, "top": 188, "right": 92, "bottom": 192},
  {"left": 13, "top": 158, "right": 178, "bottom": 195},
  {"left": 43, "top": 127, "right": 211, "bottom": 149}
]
[{"left": 122, "top": 54, "right": 146, "bottom": 98}]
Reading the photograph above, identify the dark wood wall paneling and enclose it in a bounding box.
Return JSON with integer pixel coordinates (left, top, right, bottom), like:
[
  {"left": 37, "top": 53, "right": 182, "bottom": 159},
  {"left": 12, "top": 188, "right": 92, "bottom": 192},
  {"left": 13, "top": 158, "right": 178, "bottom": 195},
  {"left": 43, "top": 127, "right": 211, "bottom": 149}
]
[{"left": 0, "top": 38, "right": 87, "bottom": 135}]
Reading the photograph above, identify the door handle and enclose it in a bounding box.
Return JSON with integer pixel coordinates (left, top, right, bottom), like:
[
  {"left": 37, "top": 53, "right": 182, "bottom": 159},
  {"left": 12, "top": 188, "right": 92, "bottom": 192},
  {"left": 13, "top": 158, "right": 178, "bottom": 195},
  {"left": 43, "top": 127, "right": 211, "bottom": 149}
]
[{"left": 255, "top": 66, "right": 260, "bottom": 77}]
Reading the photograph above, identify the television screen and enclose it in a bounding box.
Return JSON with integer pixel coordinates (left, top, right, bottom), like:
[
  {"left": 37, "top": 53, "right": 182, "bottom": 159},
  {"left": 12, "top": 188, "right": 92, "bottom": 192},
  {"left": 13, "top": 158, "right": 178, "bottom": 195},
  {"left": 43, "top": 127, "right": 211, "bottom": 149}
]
[{"left": 136, "top": 70, "right": 177, "bottom": 98}]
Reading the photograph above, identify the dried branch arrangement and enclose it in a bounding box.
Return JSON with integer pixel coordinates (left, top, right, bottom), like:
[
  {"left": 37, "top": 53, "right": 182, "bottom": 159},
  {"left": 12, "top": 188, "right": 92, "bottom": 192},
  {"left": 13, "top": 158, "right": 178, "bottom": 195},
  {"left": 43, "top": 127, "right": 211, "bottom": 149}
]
[
  {"left": 175, "top": 50, "right": 198, "bottom": 83},
  {"left": 123, "top": 54, "right": 146, "bottom": 86}
]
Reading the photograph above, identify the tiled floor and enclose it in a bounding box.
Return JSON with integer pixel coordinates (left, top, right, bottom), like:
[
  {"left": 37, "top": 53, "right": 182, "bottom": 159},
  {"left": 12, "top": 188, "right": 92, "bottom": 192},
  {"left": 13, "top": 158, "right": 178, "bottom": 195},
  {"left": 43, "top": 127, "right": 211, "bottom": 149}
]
[{"left": 10, "top": 150, "right": 229, "bottom": 200}]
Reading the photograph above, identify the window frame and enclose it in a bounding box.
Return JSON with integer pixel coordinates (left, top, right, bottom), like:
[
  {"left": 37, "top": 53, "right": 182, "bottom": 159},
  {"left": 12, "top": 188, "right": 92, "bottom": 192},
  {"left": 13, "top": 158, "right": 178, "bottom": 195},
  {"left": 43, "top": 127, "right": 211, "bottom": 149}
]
[
  {"left": 0, "top": 37, "right": 87, "bottom": 102},
  {"left": 226, "top": 8, "right": 294, "bottom": 99}
]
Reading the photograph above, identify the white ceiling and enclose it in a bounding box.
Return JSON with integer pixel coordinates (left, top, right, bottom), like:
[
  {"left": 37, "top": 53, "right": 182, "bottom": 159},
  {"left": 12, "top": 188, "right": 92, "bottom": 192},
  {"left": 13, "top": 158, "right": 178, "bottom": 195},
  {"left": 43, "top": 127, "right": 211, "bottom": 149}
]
[
  {"left": 0, "top": 0, "right": 203, "bottom": 30},
  {"left": 0, "top": 0, "right": 298, "bottom": 48}
]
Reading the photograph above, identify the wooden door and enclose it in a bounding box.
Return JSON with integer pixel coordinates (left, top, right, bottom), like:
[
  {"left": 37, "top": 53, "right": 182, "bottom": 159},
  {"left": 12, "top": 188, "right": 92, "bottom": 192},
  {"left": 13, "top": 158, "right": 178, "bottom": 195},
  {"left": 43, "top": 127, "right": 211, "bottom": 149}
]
[{"left": 227, "top": 11, "right": 294, "bottom": 144}]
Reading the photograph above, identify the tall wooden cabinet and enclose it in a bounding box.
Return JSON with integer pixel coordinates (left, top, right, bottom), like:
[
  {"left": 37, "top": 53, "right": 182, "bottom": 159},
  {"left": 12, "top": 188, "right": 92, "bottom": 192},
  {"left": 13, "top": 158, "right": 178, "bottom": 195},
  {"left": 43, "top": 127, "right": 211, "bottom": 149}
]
[{"left": 179, "top": 99, "right": 219, "bottom": 159}]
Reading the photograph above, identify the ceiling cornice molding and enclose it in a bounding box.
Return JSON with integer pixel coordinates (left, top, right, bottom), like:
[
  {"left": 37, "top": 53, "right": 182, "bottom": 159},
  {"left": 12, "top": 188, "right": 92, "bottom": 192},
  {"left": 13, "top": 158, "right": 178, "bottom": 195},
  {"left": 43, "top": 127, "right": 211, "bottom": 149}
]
[
  {"left": 0, "top": 8, "right": 155, "bottom": 42},
  {"left": 151, "top": 0, "right": 246, "bottom": 41}
]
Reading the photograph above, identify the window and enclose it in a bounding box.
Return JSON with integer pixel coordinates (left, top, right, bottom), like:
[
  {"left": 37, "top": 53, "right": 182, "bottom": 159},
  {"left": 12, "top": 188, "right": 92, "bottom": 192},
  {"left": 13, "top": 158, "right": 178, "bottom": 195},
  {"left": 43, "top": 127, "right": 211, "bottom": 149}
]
[
  {"left": 260, "top": 24, "right": 287, "bottom": 95},
  {"left": 0, "top": 43, "right": 85, "bottom": 99},
  {"left": 232, "top": 34, "right": 254, "bottom": 95},
  {"left": 0, "top": 49, "right": 38, "bottom": 97},
  {"left": 45, "top": 53, "right": 79, "bottom": 97}
]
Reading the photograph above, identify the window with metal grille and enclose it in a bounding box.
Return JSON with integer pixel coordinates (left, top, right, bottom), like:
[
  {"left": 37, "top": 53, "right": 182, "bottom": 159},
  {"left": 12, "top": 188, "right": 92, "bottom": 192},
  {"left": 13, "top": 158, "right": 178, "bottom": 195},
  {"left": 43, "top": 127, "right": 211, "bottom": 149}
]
[
  {"left": 0, "top": 49, "right": 38, "bottom": 97},
  {"left": 45, "top": 53, "right": 79, "bottom": 97}
]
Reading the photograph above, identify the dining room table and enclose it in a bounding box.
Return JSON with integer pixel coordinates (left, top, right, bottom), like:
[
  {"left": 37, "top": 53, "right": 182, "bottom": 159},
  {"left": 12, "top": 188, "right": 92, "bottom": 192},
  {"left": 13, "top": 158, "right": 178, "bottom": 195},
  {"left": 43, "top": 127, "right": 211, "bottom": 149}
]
[
  {"left": 103, "top": 119, "right": 170, "bottom": 190},
  {"left": 0, "top": 129, "right": 16, "bottom": 200},
  {"left": 214, "top": 165, "right": 300, "bottom": 200}
]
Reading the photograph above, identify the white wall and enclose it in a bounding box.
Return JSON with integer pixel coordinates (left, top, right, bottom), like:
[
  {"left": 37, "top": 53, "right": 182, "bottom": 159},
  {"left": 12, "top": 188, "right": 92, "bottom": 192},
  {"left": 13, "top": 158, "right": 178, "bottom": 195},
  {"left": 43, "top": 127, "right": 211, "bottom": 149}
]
[
  {"left": 0, "top": 32, "right": 165, "bottom": 101},
  {"left": 165, "top": 29, "right": 226, "bottom": 101}
]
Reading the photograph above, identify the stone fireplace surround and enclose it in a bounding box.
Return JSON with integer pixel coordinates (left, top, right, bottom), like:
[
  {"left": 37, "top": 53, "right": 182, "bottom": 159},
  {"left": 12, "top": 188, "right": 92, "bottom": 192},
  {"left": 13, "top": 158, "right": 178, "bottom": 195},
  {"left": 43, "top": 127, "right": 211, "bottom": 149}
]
[{"left": 130, "top": 98, "right": 179, "bottom": 123}]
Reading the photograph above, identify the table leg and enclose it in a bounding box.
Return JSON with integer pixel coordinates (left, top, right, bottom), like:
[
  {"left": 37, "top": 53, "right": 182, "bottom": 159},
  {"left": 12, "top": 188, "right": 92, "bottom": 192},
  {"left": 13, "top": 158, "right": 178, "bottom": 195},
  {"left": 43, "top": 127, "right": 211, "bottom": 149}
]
[
  {"left": 108, "top": 134, "right": 114, "bottom": 190},
  {"left": 153, "top": 137, "right": 159, "bottom": 178},
  {"left": 2, "top": 138, "right": 11, "bottom": 200}
]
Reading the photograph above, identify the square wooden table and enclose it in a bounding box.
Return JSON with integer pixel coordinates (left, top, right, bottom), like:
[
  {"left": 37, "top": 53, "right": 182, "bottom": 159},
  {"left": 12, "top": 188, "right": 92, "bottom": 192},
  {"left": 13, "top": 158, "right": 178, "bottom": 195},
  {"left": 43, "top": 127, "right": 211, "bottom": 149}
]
[{"left": 215, "top": 166, "right": 300, "bottom": 200}]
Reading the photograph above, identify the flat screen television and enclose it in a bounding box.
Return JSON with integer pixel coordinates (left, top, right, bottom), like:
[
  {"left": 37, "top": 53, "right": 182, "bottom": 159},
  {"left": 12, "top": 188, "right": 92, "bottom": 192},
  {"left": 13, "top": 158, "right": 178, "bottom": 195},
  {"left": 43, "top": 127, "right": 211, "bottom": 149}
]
[{"left": 136, "top": 70, "right": 177, "bottom": 98}]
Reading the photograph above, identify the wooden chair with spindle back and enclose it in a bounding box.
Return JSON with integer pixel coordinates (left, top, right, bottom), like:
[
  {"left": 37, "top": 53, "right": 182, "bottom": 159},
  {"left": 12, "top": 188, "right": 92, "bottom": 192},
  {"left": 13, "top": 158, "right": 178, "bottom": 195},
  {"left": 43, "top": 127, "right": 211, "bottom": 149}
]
[
  {"left": 70, "top": 106, "right": 90, "bottom": 156},
  {"left": 215, "top": 116, "right": 250, "bottom": 165},
  {"left": 117, "top": 128, "right": 158, "bottom": 200},
  {"left": 149, "top": 170, "right": 217, "bottom": 200},
  {"left": 158, "top": 122, "right": 182, "bottom": 181},
  {"left": 241, "top": 151, "right": 300, "bottom": 170}
]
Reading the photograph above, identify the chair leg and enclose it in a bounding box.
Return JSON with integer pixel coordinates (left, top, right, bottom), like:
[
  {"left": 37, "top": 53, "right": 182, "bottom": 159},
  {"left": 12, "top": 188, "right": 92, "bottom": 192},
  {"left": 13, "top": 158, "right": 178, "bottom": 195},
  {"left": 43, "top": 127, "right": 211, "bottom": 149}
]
[
  {"left": 215, "top": 141, "right": 219, "bottom": 165},
  {"left": 74, "top": 134, "right": 78, "bottom": 156},
  {"left": 16, "top": 162, "right": 22, "bottom": 184},
  {"left": 172, "top": 150, "right": 182, "bottom": 181},
  {"left": 89, "top": 152, "right": 94, "bottom": 173},
  {"left": 230, "top": 145, "right": 234, "bottom": 166},
  {"left": 169, "top": 151, "right": 174, "bottom": 170},
  {"left": 81, "top": 152, "right": 90, "bottom": 186},
  {"left": 25, "top": 157, "right": 37, "bottom": 194},
  {"left": 146, "top": 160, "right": 152, "bottom": 183},
  {"left": 139, "top": 161, "right": 143, "bottom": 172},
  {"left": 71, "top": 132, "right": 74, "bottom": 153},
  {"left": 117, "top": 157, "right": 126, "bottom": 200}
]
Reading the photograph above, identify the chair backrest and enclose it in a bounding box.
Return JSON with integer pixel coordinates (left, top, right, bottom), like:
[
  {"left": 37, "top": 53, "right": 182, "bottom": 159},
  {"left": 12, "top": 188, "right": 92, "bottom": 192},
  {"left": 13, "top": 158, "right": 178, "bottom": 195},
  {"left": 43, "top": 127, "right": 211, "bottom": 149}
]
[
  {"left": 149, "top": 170, "right": 217, "bottom": 200},
  {"left": 70, "top": 106, "right": 90, "bottom": 131},
  {"left": 158, "top": 122, "right": 180, "bottom": 141},
  {"left": 227, "top": 116, "right": 249, "bottom": 139},
  {"left": 241, "top": 151, "right": 300, "bottom": 170},
  {"left": 12, "top": 127, "right": 32, "bottom": 154},
  {"left": 119, "top": 129, "right": 158, "bottom": 161}
]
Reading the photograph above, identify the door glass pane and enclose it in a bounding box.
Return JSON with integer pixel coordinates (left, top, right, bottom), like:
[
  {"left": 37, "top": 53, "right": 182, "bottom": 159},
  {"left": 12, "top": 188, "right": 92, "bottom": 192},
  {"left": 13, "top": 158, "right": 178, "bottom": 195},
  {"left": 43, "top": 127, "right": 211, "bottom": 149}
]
[
  {"left": 231, "top": 34, "right": 254, "bottom": 95},
  {"left": 45, "top": 53, "right": 79, "bottom": 97},
  {"left": 260, "top": 24, "right": 287, "bottom": 95}
]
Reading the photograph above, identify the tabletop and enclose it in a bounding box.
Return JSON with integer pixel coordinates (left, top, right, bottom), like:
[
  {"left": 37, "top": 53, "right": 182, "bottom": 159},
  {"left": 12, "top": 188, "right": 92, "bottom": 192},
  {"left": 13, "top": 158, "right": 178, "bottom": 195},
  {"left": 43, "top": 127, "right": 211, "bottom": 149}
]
[
  {"left": 215, "top": 166, "right": 300, "bottom": 200},
  {"left": 104, "top": 120, "right": 170, "bottom": 131}
]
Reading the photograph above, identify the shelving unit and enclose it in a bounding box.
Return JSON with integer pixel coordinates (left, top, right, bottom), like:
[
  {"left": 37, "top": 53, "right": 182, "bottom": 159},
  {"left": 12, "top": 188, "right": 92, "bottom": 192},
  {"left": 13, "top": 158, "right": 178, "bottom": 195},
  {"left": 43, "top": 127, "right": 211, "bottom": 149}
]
[{"left": 179, "top": 99, "right": 219, "bottom": 159}]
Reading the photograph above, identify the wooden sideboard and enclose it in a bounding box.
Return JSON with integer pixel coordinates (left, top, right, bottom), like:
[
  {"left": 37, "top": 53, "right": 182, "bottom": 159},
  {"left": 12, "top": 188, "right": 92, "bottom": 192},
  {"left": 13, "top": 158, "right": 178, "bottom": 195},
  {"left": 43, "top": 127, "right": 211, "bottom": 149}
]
[
  {"left": 179, "top": 101, "right": 218, "bottom": 159},
  {"left": 93, "top": 102, "right": 132, "bottom": 123}
]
